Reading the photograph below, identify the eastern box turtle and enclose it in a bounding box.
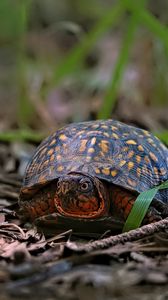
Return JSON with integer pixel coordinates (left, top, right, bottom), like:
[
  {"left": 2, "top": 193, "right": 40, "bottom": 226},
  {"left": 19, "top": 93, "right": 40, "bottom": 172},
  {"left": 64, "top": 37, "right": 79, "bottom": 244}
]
[{"left": 19, "top": 120, "right": 168, "bottom": 233}]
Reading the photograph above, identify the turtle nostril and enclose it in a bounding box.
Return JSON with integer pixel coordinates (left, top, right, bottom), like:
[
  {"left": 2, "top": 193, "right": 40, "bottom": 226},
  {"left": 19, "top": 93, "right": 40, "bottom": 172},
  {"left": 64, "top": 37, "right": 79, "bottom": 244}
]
[
  {"left": 60, "top": 181, "right": 69, "bottom": 194},
  {"left": 57, "top": 181, "right": 61, "bottom": 189}
]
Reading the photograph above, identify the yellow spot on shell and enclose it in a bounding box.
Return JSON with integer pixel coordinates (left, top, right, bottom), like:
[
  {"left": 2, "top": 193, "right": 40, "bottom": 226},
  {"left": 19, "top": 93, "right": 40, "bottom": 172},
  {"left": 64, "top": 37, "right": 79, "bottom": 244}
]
[
  {"left": 136, "top": 155, "right": 141, "bottom": 164},
  {"left": 126, "top": 140, "right": 137, "bottom": 145},
  {"left": 63, "top": 143, "right": 68, "bottom": 148},
  {"left": 57, "top": 166, "right": 64, "bottom": 172},
  {"left": 50, "top": 139, "right": 56, "bottom": 146},
  {"left": 127, "top": 161, "right": 134, "bottom": 170},
  {"left": 122, "top": 146, "right": 129, "bottom": 152},
  {"left": 101, "top": 125, "right": 108, "bottom": 129},
  {"left": 79, "top": 139, "right": 87, "bottom": 152},
  {"left": 102, "top": 168, "right": 110, "bottom": 175},
  {"left": 39, "top": 148, "right": 47, "bottom": 157},
  {"left": 111, "top": 126, "right": 117, "bottom": 131},
  {"left": 43, "top": 160, "right": 49, "bottom": 166},
  {"left": 88, "top": 147, "right": 95, "bottom": 153},
  {"left": 112, "top": 133, "right": 119, "bottom": 139},
  {"left": 92, "top": 124, "right": 99, "bottom": 129},
  {"left": 103, "top": 132, "right": 110, "bottom": 137},
  {"left": 59, "top": 134, "right": 67, "bottom": 141},
  {"left": 99, "top": 140, "right": 109, "bottom": 153},
  {"left": 95, "top": 168, "right": 100, "bottom": 174},
  {"left": 50, "top": 154, "right": 55, "bottom": 162},
  {"left": 143, "top": 130, "right": 150, "bottom": 136},
  {"left": 160, "top": 168, "right": 166, "bottom": 176},
  {"left": 38, "top": 175, "right": 47, "bottom": 183},
  {"left": 78, "top": 131, "right": 86, "bottom": 138},
  {"left": 100, "top": 151, "right": 106, "bottom": 157},
  {"left": 142, "top": 165, "right": 148, "bottom": 175},
  {"left": 149, "top": 151, "right": 158, "bottom": 162},
  {"left": 56, "top": 155, "right": 61, "bottom": 160},
  {"left": 119, "top": 160, "right": 127, "bottom": 167},
  {"left": 86, "top": 156, "right": 92, "bottom": 162},
  {"left": 147, "top": 138, "right": 155, "bottom": 144},
  {"left": 138, "top": 145, "right": 144, "bottom": 151},
  {"left": 111, "top": 170, "right": 118, "bottom": 177},
  {"left": 90, "top": 137, "right": 97, "bottom": 145},
  {"left": 127, "top": 178, "right": 137, "bottom": 187},
  {"left": 77, "top": 130, "right": 85, "bottom": 136},
  {"left": 47, "top": 148, "right": 54, "bottom": 156},
  {"left": 153, "top": 167, "right": 159, "bottom": 176},
  {"left": 137, "top": 167, "right": 141, "bottom": 177},
  {"left": 55, "top": 146, "right": 60, "bottom": 152},
  {"left": 144, "top": 156, "right": 150, "bottom": 164},
  {"left": 127, "top": 151, "right": 134, "bottom": 159}
]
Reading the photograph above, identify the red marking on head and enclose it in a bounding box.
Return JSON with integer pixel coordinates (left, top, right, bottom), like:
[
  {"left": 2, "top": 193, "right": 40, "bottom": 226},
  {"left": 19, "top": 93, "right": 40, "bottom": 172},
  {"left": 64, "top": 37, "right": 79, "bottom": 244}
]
[
  {"left": 54, "top": 173, "right": 109, "bottom": 219},
  {"left": 54, "top": 194, "right": 106, "bottom": 219}
]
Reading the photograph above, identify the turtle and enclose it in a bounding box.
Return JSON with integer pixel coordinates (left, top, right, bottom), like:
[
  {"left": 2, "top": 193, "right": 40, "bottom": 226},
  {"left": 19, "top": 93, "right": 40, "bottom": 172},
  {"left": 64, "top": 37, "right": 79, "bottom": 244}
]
[{"left": 19, "top": 119, "right": 168, "bottom": 233}]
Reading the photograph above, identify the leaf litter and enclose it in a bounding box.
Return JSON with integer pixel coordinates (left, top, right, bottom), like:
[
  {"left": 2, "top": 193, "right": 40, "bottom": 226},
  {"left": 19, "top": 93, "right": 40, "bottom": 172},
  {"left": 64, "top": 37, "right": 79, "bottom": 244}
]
[{"left": 0, "top": 143, "right": 168, "bottom": 300}]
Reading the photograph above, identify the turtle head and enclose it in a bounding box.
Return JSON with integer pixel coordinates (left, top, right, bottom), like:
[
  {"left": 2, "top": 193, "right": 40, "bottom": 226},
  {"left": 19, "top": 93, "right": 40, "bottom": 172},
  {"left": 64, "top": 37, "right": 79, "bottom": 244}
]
[{"left": 54, "top": 173, "right": 109, "bottom": 218}]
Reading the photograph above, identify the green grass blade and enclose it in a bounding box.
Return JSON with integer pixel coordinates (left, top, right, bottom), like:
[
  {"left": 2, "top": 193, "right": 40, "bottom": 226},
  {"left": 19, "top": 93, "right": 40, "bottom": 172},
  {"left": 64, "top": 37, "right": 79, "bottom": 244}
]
[
  {"left": 97, "top": 14, "right": 138, "bottom": 119},
  {"left": 17, "top": 0, "right": 34, "bottom": 128},
  {"left": 123, "top": 180, "right": 168, "bottom": 232},
  {"left": 98, "top": 0, "right": 149, "bottom": 119},
  {"left": 51, "top": 3, "right": 123, "bottom": 85},
  {"left": 140, "top": 10, "right": 168, "bottom": 55},
  {"left": 98, "top": 0, "right": 168, "bottom": 120},
  {"left": 0, "top": 130, "right": 45, "bottom": 142},
  {"left": 124, "top": 0, "right": 168, "bottom": 54}
]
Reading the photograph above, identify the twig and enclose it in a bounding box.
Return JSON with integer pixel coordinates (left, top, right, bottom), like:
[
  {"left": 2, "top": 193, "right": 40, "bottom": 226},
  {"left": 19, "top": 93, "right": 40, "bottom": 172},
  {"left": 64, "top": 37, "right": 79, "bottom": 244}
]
[
  {"left": 67, "top": 218, "right": 168, "bottom": 253},
  {"left": 0, "top": 223, "right": 26, "bottom": 239},
  {"left": 0, "top": 174, "right": 22, "bottom": 186}
]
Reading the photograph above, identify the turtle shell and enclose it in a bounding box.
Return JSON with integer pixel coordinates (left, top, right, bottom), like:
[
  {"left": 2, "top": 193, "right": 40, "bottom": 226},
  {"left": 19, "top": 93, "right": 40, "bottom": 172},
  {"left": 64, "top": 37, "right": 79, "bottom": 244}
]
[{"left": 20, "top": 120, "right": 168, "bottom": 203}]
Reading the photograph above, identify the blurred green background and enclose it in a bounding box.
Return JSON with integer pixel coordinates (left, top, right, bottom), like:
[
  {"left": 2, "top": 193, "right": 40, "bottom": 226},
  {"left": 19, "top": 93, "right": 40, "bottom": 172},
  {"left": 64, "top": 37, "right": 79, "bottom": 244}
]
[{"left": 0, "top": 0, "right": 168, "bottom": 143}]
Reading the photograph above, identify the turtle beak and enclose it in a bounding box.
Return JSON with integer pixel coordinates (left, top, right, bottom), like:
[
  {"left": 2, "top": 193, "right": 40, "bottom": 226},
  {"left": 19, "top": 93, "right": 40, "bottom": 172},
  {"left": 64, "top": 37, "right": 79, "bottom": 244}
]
[
  {"left": 59, "top": 181, "right": 70, "bottom": 194},
  {"left": 57, "top": 178, "right": 75, "bottom": 195}
]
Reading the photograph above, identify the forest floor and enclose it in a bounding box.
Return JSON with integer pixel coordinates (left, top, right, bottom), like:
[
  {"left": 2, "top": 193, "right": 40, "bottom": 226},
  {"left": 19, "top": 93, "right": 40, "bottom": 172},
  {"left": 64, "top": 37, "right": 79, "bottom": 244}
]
[{"left": 0, "top": 142, "right": 168, "bottom": 300}]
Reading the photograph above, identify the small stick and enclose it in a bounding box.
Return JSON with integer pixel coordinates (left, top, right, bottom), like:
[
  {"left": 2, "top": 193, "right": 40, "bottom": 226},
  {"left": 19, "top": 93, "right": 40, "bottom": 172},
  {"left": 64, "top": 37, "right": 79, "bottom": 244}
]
[
  {"left": 0, "top": 222, "right": 26, "bottom": 239},
  {"left": 67, "top": 218, "right": 168, "bottom": 253}
]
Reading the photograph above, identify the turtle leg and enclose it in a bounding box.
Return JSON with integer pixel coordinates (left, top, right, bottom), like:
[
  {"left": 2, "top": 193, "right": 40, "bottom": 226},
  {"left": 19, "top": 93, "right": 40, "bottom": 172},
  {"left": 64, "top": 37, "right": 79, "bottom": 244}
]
[
  {"left": 111, "top": 186, "right": 164, "bottom": 224},
  {"left": 111, "top": 186, "right": 137, "bottom": 220},
  {"left": 19, "top": 183, "right": 57, "bottom": 221}
]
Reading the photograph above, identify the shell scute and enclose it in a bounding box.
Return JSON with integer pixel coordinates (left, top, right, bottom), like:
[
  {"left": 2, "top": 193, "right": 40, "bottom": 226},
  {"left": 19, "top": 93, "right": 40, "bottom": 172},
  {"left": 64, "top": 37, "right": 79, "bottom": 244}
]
[{"left": 21, "top": 120, "right": 168, "bottom": 203}]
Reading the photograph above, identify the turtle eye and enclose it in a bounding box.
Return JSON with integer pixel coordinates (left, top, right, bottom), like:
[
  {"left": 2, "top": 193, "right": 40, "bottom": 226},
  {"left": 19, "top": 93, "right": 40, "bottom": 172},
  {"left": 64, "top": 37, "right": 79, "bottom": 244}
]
[
  {"left": 79, "top": 180, "right": 91, "bottom": 191},
  {"left": 81, "top": 182, "right": 89, "bottom": 190}
]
